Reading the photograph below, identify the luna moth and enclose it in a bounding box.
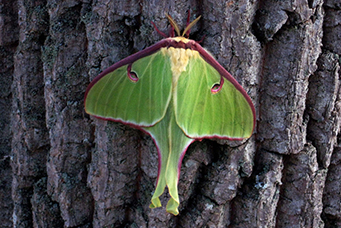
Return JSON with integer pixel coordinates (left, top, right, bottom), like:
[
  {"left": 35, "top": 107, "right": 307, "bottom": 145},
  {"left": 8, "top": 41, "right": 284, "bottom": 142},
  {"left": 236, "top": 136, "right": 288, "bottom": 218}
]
[{"left": 84, "top": 13, "right": 256, "bottom": 215}]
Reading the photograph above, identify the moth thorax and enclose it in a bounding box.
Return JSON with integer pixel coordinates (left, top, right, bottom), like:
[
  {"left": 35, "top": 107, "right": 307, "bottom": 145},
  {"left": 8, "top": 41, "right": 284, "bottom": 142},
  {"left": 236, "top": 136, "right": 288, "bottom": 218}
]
[{"left": 161, "top": 47, "right": 199, "bottom": 86}]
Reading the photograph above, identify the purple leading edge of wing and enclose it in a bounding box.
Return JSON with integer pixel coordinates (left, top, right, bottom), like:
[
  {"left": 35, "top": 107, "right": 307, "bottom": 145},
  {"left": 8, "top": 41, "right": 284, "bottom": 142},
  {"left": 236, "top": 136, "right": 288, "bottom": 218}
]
[
  {"left": 166, "top": 39, "right": 256, "bottom": 136},
  {"left": 194, "top": 43, "right": 256, "bottom": 131},
  {"left": 85, "top": 37, "right": 256, "bottom": 136},
  {"left": 84, "top": 39, "right": 170, "bottom": 101}
]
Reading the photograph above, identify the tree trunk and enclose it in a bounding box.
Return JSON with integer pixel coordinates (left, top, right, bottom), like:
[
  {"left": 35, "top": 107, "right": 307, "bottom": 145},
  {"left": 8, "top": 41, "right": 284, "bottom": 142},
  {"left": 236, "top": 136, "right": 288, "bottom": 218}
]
[{"left": 1, "top": 0, "right": 340, "bottom": 227}]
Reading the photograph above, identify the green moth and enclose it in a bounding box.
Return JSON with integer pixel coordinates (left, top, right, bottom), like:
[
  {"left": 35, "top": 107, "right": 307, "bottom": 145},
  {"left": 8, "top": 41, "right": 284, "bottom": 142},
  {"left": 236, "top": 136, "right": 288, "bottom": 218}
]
[{"left": 84, "top": 13, "right": 256, "bottom": 215}]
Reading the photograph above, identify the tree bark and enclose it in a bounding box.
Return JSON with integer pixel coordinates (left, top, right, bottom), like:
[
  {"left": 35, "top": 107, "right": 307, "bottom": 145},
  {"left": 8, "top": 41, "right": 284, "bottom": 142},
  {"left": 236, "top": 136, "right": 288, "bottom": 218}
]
[{"left": 1, "top": 0, "right": 340, "bottom": 227}]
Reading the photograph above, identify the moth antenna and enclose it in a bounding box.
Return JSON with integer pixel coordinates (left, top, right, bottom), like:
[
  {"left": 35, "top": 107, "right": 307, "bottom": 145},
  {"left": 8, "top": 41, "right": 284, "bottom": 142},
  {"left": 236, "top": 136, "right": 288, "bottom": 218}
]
[
  {"left": 165, "top": 13, "right": 181, "bottom": 36},
  {"left": 182, "top": 15, "right": 201, "bottom": 37},
  {"left": 151, "top": 21, "right": 168, "bottom": 38}
]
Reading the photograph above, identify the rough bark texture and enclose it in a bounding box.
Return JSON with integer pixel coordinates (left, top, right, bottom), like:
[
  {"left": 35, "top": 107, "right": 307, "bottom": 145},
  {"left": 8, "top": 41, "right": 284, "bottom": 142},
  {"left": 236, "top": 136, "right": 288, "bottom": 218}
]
[{"left": 1, "top": 0, "right": 340, "bottom": 227}]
